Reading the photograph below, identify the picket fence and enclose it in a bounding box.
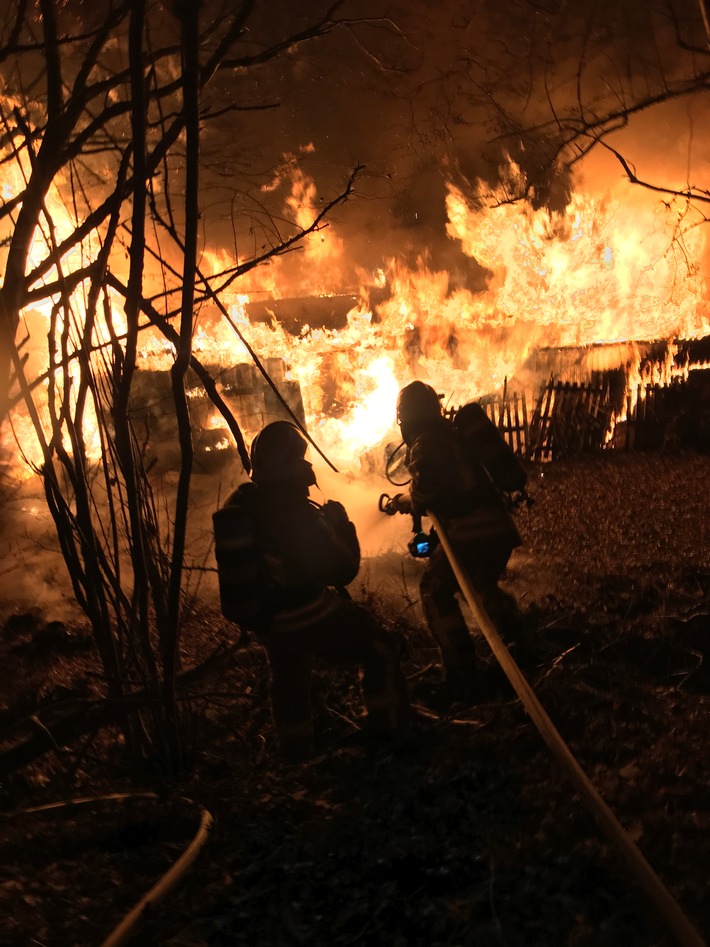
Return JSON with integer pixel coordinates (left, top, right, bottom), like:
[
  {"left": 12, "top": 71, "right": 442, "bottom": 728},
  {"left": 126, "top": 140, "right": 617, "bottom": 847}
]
[{"left": 447, "top": 374, "right": 710, "bottom": 461}]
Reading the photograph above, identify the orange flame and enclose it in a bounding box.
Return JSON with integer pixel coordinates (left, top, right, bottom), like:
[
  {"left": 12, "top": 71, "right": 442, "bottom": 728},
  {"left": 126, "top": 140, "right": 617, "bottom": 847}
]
[{"left": 4, "top": 161, "right": 709, "bottom": 477}]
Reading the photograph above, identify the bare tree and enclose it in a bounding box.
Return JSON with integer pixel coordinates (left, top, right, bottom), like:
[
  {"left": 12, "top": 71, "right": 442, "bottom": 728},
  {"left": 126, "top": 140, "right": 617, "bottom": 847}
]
[
  {"left": 441, "top": 1, "right": 710, "bottom": 220},
  {"left": 0, "top": 0, "right": 364, "bottom": 769}
]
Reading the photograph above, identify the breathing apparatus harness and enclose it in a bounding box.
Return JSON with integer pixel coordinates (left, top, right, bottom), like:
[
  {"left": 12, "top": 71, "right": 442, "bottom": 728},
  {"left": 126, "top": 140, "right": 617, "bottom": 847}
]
[
  {"left": 378, "top": 415, "right": 534, "bottom": 559},
  {"left": 379, "top": 440, "right": 438, "bottom": 559}
]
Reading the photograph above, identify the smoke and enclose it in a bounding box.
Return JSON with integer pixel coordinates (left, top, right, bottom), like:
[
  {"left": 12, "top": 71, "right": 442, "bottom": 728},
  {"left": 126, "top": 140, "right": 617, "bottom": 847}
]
[
  {"left": 0, "top": 481, "right": 85, "bottom": 624},
  {"left": 202, "top": 0, "right": 710, "bottom": 305},
  {"left": 0, "top": 456, "right": 421, "bottom": 626}
]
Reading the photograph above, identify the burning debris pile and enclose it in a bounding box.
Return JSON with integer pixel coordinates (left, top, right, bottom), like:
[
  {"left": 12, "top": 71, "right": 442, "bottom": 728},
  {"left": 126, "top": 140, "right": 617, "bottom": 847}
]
[{"left": 130, "top": 357, "right": 306, "bottom": 472}]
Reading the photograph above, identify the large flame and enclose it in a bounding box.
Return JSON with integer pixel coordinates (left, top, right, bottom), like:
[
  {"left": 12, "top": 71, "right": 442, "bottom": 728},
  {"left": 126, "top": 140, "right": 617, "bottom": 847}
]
[
  {"left": 3, "top": 158, "right": 709, "bottom": 478},
  {"left": 189, "top": 171, "right": 709, "bottom": 468},
  {"left": 447, "top": 176, "right": 708, "bottom": 344}
]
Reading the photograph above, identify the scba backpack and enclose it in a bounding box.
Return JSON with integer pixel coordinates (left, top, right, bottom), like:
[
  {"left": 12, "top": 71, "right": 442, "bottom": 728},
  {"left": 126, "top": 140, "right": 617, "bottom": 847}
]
[
  {"left": 453, "top": 402, "right": 528, "bottom": 495},
  {"left": 212, "top": 484, "right": 273, "bottom": 630}
]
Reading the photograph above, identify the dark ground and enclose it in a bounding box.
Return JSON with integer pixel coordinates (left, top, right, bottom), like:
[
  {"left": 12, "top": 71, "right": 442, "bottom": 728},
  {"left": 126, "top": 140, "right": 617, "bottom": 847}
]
[{"left": 0, "top": 451, "right": 709, "bottom": 947}]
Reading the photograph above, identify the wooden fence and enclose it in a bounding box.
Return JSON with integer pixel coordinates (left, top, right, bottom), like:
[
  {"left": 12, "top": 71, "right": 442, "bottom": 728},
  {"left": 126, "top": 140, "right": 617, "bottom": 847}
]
[
  {"left": 526, "top": 380, "right": 615, "bottom": 461},
  {"left": 445, "top": 392, "right": 529, "bottom": 455},
  {"left": 450, "top": 371, "right": 710, "bottom": 461}
]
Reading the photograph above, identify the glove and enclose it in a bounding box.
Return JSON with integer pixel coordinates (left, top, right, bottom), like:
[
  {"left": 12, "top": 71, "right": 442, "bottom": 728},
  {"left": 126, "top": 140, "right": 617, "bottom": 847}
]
[{"left": 322, "top": 499, "right": 351, "bottom": 527}]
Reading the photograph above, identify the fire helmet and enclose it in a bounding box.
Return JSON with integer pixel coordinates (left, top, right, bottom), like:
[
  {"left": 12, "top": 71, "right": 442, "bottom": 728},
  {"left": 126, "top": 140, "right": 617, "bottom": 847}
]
[
  {"left": 250, "top": 420, "right": 315, "bottom": 485},
  {"left": 396, "top": 381, "right": 442, "bottom": 426}
]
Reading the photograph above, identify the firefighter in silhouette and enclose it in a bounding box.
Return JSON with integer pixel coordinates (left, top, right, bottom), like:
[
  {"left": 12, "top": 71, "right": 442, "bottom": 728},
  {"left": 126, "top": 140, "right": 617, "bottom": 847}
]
[
  {"left": 383, "top": 381, "right": 536, "bottom": 691},
  {"left": 214, "top": 420, "right": 409, "bottom": 761}
]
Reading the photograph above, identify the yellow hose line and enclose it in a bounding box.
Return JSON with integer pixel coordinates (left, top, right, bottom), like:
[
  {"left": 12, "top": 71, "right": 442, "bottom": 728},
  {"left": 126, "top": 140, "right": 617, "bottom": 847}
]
[
  {"left": 429, "top": 513, "right": 706, "bottom": 947},
  {"left": 100, "top": 808, "right": 214, "bottom": 947}
]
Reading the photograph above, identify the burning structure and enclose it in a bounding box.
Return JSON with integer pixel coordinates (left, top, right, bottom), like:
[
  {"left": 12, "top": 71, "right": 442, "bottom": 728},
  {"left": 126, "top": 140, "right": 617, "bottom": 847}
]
[
  {"left": 6, "top": 181, "right": 710, "bottom": 477},
  {"left": 116, "top": 173, "right": 710, "bottom": 473}
]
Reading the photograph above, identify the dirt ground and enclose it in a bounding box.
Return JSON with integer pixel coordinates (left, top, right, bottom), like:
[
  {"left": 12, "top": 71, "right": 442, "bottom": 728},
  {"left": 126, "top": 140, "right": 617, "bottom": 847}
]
[{"left": 0, "top": 450, "right": 709, "bottom": 947}]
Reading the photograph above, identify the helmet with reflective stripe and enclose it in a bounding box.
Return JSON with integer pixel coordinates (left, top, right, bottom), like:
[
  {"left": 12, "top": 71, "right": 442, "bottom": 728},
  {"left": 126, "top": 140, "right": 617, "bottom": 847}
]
[
  {"left": 396, "top": 381, "right": 441, "bottom": 426},
  {"left": 250, "top": 420, "right": 314, "bottom": 484}
]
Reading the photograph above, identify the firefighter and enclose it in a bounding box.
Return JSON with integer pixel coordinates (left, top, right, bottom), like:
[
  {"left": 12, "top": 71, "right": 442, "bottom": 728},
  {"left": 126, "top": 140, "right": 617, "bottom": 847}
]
[
  {"left": 387, "top": 381, "right": 536, "bottom": 691},
  {"left": 217, "top": 420, "right": 409, "bottom": 761}
]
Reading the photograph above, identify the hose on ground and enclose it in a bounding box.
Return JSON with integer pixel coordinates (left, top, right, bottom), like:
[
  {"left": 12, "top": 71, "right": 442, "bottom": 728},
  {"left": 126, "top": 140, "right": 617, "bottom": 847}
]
[
  {"left": 100, "top": 806, "right": 214, "bottom": 947},
  {"left": 4, "top": 792, "right": 212, "bottom": 946},
  {"left": 429, "top": 512, "right": 706, "bottom": 947}
]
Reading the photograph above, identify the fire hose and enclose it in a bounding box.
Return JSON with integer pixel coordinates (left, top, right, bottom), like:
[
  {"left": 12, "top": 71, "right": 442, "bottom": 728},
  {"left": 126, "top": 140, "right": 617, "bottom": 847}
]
[
  {"left": 100, "top": 806, "right": 214, "bottom": 947},
  {"left": 427, "top": 512, "right": 706, "bottom": 947},
  {"left": 4, "top": 793, "right": 213, "bottom": 946}
]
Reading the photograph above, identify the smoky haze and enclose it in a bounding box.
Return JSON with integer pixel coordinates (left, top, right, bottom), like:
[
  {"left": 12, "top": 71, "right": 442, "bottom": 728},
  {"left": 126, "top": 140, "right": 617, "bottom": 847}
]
[
  {"left": 0, "top": 456, "right": 426, "bottom": 626},
  {"left": 201, "top": 0, "right": 708, "bottom": 299}
]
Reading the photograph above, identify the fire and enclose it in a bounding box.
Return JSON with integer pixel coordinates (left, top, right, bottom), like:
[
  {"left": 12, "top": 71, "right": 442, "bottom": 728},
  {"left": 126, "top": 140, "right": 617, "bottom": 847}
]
[
  {"left": 3, "top": 158, "right": 710, "bottom": 479},
  {"left": 1, "top": 159, "right": 122, "bottom": 476},
  {"left": 312, "top": 357, "right": 400, "bottom": 465},
  {"left": 202, "top": 174, "right": 708, "bottom": 469},
  {"left": 447, "top": 176, "right": 708, "bottom": 345},
  {"left": 285, "top": 167, "right": 347, "bottom": 278}
]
